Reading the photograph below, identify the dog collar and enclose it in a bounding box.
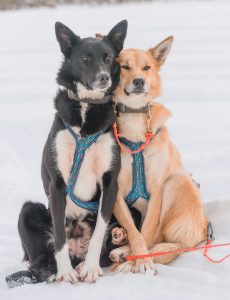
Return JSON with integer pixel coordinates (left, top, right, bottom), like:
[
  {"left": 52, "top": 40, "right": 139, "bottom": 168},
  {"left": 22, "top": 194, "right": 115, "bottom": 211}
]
[
  {"left": 114, "top": 102, "right": 151, "bottom": 115},
  {"left": 67, "top": 89, "right": 112, "bottom": 105}
]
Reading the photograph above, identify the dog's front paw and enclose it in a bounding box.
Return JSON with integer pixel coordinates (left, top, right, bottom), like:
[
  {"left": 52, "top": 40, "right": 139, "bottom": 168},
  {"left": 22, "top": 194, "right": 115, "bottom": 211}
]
[
  {"left": 132, "top": 258, "right": 157, "bottom": 275},
  {"left": 47, "top": 274, "right": 56, "bottom": 283},
  {"left": 113, "top": 260, "right": 135, "bottom": 273},
  {"left": 109, "top": 252, "right": 126, "bottom": 263},
  {"left": 56, "top": 268, "right": 79, "bottom": 284},
  {"left": 109, "top": 245, "right": 131, "bottom": 263},
  {"left": 76, "top": 261, "right": 103, "bottom": 283},
  {"left": 109, "top": 249, "right": 127, "bottom": 263}
]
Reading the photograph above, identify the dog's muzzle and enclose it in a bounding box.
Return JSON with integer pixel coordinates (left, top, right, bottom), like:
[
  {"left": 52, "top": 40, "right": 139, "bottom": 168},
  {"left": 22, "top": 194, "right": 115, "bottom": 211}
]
[
  {"left": 93, "top": 72, "right": 112, "bottom": 91},
  {"left": 124, "top": 77, "right": 147, "bottom": 96}
]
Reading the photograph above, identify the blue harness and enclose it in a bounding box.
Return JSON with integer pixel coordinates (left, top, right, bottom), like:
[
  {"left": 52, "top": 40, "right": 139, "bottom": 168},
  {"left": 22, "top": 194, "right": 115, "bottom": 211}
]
[
  {"left": 119, "top": 128, "right": 161, "bottom": 207},
  {"left": 62, "top": 119, "right": 101, "bottom": 212}
]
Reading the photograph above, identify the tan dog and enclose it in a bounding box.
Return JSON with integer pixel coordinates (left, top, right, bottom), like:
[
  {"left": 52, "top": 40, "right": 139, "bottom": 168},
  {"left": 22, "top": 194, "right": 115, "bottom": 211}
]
[{"left": 110, "top": 37, "right": 207, "bottom": 274}]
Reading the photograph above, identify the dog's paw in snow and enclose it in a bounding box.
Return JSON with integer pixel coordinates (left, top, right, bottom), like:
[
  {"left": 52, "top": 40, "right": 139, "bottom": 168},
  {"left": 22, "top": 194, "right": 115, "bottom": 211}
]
[
  {"left": 132, "top": 258, "right": 157, "bottom": 275},
  {"left": 111, "top": 257, "right": 157, "bottom": 275},
  {"left": 47, "top": 274, "right": 56, "bottom": 283},
  {"left": 113, "top": 260, "right": 135, "bottom": 273},
  {"left": 76, "top": 261, "right": 103, "bottom": 283},
  {"left": 56, "top": 268, "right": 79, "bottom": 284}
]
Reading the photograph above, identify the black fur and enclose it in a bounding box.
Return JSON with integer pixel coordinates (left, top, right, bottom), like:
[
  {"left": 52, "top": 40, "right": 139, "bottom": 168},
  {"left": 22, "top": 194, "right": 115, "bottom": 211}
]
[
  {"left": 17, "top": 20, "right": 128, "bottom": 282},
  {"left": 18, "top": 202, "right": 56, "bottom": 282},
  {"left": 17, "top": 201, "right": 141, "bottom": 283}
]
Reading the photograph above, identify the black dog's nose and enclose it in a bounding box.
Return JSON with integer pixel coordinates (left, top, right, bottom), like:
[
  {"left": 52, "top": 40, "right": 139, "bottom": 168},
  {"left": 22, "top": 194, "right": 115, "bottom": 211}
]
[
  {"left": 98, "top": 73, "right": 110, "bottom": 83},
  {"left": 133, "top": 78, "right": 145, "bottom": 88}
]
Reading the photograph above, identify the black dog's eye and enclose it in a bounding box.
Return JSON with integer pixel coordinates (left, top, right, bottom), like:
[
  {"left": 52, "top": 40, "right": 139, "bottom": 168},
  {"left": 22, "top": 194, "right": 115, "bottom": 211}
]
[
  {"left": 82, "top": 57, "right": 90, "bottom": 63},
  {"left": 105, "top": 56, "right": 113, "bottom": 65},
  {"left": 122, "top": 65, "right": 130, "bottom": 70},
  {"left": 143, "top": 66, "right": 151, "bottom": 71}
]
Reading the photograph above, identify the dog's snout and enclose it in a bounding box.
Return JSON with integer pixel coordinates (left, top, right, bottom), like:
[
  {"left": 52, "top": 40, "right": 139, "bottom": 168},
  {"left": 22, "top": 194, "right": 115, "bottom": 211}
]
[
  {"left": 133, "top": 78, "right": 145, "bottom": 88},
  {"left": 93, "top": 72, "right": 111, "bottom": 91},
  {"left": 98, "top": 73, "right": 110, "bottom": 83}
]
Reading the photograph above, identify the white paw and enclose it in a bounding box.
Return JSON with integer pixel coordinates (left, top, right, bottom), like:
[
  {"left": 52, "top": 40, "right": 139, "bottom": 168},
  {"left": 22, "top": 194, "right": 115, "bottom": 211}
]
[
  {"left": 47, "top": 274, "right": 56, "bottom": 283},
  {"left": 76, "top": 261, "right": 103, "bottom": 283},
  {"left": 56, "top": 268, "right": 79, "bottom": 284},
  {"left": 109, "top": 245, "right": 131, "bottom": 263},
  {"left": 109, "top": 249, "right": 126, "bottom": 263},
  {"left": 55, "top": 243, "right": 79, "bottom": 283},
  {"left": 132, "top": 259, "right": 157, "bottom": 275},
  {"left": 114, "top": 260, "right": 135, "bottom": 273}
]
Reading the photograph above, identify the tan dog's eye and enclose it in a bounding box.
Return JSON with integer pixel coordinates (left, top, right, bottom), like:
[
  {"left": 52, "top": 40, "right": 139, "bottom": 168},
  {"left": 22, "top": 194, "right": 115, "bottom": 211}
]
[
  {"left": 143, "top": 66, "right": 151, "bottom": 71},
  {"left": 121, "top": 65, "right": 130, "bottom": 70}
]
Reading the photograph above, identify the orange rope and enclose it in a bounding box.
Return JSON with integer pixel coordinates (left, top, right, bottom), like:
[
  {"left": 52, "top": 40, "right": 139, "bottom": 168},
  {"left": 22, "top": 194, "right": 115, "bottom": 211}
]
[
  {"left": 126, "top": 240, "right": 230, "bottom": 264},
  {"left": 113, "top": 123, "right": 153, "bottom": 154},
  {"left": 203, "top": 240, "right": 230, "bottom": 263}
]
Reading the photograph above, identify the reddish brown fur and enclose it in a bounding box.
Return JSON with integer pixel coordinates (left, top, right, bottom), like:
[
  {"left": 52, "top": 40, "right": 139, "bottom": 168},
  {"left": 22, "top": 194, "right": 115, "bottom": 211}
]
[{"left": 111, "top": 37, "right": 207, "bottom": 272}]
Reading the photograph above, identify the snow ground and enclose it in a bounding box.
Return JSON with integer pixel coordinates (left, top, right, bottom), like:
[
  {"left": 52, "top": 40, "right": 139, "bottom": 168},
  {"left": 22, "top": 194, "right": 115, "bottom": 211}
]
[{"left": 0, "top": 0, "right": 230, "bottom": 299}]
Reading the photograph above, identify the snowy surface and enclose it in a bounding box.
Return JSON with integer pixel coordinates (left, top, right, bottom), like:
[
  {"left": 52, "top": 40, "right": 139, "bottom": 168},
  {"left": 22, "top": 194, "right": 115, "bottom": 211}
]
[{"left": 1, "top": 0, "right": 230, "bottom": 299}]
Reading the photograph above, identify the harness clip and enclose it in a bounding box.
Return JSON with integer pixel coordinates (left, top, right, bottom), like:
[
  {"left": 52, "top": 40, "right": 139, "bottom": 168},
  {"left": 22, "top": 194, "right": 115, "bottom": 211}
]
[
  {"left": 207, "top": 222, "right": 215, "bottom": 241},
  {"left": 145, "top": 103, "right": 152, "bottom": 133}
]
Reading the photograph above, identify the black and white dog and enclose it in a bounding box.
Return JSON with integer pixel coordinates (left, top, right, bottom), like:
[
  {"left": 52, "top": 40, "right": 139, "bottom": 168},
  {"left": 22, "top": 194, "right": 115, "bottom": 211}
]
[{"left": 16, "top": 20, "right": 128, "bottom": 284}]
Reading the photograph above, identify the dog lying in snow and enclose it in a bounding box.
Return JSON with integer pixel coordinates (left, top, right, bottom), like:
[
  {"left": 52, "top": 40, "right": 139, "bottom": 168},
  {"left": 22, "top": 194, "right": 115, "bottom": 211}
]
[{"left": 6, "top": 205, "right": 140, "bottom": 287}]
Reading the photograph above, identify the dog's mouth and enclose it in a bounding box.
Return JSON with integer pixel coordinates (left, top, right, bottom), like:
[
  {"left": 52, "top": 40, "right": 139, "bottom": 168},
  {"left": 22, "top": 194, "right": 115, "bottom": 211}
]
[
  {"left": 124, "top": 88, "right": 147, "bottom": 96},
  {"left": 77, "top": 74, "right": 112, "bottom": 93},
  {"left": 92, "top": 81, "right": 112, "bottom": 92},
  {"left": 75, "top": 81, "right": 112, "bottom": 104},
  {"left": 86, "top": 82, "right": 111, "bottom": 92}
]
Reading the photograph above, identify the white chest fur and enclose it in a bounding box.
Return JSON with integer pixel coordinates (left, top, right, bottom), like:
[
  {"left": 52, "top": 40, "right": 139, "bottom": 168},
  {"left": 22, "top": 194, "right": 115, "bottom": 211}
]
[{"left": 55, "top": 128, "right": 114, "bottom": 219}]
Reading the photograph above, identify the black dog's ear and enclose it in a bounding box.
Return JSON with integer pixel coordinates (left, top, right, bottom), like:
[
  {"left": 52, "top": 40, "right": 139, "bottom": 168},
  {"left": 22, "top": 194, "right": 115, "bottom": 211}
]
[
  {"left": 55, "top": 22, "right": 80, "bottom": 57},
  {"left": 105, "top": 20, "right": 128, "bottom": 53}
]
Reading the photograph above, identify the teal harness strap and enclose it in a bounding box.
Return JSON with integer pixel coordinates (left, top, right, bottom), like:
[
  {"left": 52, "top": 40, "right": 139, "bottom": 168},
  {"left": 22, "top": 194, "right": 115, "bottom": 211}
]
[
  {"left": 119, "top": 128, "right": 161, "bottom": 207},
  {"left": 62, "top": 119, "right": 100, "bottom": 212}
]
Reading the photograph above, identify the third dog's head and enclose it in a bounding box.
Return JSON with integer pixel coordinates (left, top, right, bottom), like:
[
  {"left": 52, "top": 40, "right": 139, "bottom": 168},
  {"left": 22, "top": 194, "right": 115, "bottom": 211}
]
[
  {"left": 55, "top": 20, "right": 128, "bottom": 100},
  {"left": 114, "top": 36, "right": 174, "bottom": 108}
]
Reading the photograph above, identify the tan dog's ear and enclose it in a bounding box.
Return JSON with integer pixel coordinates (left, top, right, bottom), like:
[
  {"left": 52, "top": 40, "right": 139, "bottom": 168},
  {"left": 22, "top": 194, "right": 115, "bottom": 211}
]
[{"left": 148, "top": 36, "right": 174, "bottom": 67}]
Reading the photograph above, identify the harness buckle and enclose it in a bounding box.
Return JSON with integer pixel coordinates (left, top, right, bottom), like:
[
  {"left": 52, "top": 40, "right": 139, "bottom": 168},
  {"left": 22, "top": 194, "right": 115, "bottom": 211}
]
[
  {"left": 145, "top": 103, "right": 152, "bottom": 133},
  {"left": 207, "top": 222, "right": 215, "bottom": 241},
  {"left": 114, "top": 100, "right": 120, "bottom": 116}
]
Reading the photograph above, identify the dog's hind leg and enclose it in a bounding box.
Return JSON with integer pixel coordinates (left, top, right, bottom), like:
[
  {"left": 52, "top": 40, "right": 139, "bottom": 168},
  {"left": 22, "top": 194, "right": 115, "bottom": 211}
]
[
  {"left": 149, "top": 174, "right": 207, "bottom": 265},
  {"left": 18, "top": 201, "right": 56, "bottom": 282}
]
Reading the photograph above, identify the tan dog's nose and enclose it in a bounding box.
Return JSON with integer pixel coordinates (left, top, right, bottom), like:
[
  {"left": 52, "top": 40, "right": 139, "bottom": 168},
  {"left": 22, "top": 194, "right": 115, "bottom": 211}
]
[{"left": 133, "top": 78, "right": 145, "bottom": 88}]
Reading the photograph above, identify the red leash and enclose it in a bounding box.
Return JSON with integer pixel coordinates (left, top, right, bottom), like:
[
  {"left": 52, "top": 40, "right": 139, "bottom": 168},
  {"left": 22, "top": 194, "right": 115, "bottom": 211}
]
[
  {"left": 127, "top": 240, "right": 230, "bottom": 263},
  {"left": 127, "top": 223, "right": 230, "bottom": 264},
  {"left": 203, "top": 240, "right": 230, "bottom": 263}
]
